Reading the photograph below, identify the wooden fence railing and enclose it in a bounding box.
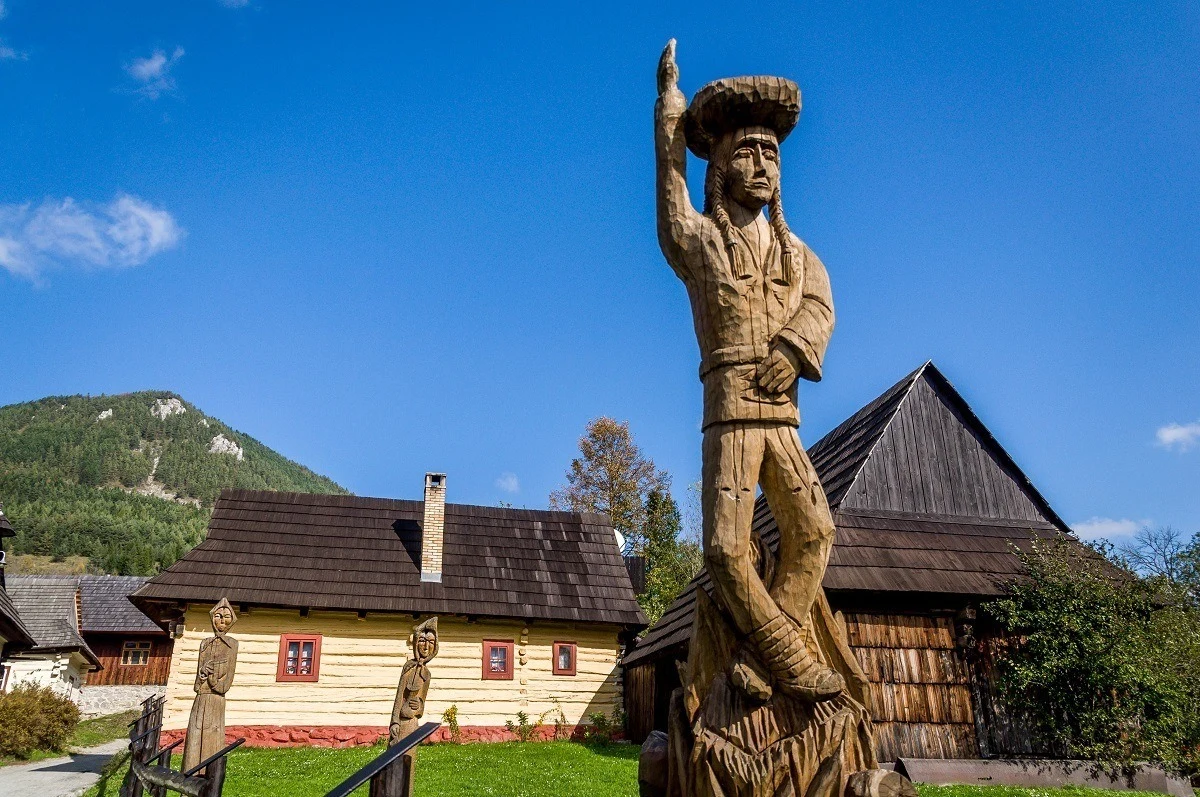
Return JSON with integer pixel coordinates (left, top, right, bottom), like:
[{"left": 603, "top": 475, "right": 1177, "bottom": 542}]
[
  {"left": 119, "top": 695, "right": 244, "bottom": 797},
  {"left": 118, "top": 698, "right": 438, "bottom": 797}
]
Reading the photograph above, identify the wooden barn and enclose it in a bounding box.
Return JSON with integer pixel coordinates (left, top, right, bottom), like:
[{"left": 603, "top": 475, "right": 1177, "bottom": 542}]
[
  {"left": 624, "top": 362, "right": 1084, "bottom": 761},
  {"left": 132, "top": 474, "right": 646, "bottom": 747}
]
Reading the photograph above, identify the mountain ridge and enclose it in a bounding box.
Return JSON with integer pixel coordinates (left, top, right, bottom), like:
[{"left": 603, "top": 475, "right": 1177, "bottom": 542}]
[{"left": 0, "top": 390, "right": 348, "bottom": 575}]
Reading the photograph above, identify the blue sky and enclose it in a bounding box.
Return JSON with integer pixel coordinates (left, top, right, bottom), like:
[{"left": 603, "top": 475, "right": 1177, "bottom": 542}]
[{"left": 2, "top": 1, "right": 1197, "bottom": 542}]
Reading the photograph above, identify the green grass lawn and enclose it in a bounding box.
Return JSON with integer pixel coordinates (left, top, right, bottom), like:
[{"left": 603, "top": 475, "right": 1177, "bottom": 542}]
[
  {"left": 86, "top": 741, "right": 642, "bottom": 796},
  {"left": 0, "top": 709, "right": 139, "bottom": 768},
  {"left": 83, "top": 743, "right": 1190, "bottom": 797}
]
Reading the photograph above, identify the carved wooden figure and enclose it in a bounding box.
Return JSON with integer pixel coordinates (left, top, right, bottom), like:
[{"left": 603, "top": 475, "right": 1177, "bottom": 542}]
[
  {"left": 372, "top": 617, "right": 438, "bottom": 797},
  {"left": 183, "top": 598, "right": 239, "bottom": 775},
  {"left": 652, "top": 40, "right": 915, "bottom": 797}
]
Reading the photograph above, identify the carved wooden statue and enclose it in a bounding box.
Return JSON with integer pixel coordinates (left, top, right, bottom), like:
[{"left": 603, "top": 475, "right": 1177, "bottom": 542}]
[
  {"left": 183, "top": 598, "right": 239, "bottom": 774},
  {"left": 652, "top": 40, "right": 915, "bottom": 797},
  {"left": 373, "top": 617, "right": 438, "bottom": 797}
]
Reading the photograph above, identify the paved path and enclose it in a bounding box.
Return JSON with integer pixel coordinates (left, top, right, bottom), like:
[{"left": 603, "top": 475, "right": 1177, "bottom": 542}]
[{"left": 0, "top": 739, "right": 127, "bottom": 796}]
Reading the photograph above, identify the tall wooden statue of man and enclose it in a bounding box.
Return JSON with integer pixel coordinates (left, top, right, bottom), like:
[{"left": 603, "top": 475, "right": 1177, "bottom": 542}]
[
  {"left": 653, "top": 40, "right": 913, "bottom": 797},
  {"left": 183, "top": 598, "right": 238, "bottom": 774}
]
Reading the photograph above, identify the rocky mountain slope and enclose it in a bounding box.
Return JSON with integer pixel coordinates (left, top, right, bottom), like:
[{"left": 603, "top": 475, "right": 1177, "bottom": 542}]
[{"left": 0, "top": 392, "right": 347, "bottom": 574}]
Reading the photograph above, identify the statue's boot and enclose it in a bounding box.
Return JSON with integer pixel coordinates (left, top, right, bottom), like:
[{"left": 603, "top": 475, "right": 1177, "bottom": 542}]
[{"left": 749, "top": 613, "right": 844, "bottom": 702}]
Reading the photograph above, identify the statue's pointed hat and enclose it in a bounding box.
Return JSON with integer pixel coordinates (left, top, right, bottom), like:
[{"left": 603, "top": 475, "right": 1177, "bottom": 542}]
[{"left": 684, "top": 76, "right": 801, "bottom": 160}]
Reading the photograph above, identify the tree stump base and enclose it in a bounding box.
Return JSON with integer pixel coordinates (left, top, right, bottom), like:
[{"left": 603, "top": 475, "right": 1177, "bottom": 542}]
[{"left": 655, "top": 588, "right": 912, "bottom": 797}]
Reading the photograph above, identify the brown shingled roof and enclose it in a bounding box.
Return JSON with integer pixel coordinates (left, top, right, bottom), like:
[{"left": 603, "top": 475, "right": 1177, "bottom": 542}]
[
  {"left": 624, "top": 362, "right": 1086, "bottom": 668},
  {"left": 133, "top": 490, "right": 646, "bottom": 629}
]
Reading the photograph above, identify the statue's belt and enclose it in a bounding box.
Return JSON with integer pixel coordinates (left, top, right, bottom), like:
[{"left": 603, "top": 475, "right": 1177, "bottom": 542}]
[{"left": 700, "top": 343, "right": 770, "bottom": 379}]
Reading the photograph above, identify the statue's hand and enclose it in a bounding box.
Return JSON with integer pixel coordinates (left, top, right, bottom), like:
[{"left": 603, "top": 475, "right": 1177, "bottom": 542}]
[
  {"left": 757, "top": 345, "right": 800, "bottom": 394},
  {"left": 657, "top": 39, "right": 680, "bottom": 96}
]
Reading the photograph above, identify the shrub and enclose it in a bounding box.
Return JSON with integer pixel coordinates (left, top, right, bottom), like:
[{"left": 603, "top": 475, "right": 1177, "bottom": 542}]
[
  {"left": 986, "top": 539, "right": 1200, "bottom": 775},
  {"left": 505, "top": 710, "right": 541, "bottom": 742},
  {"left": 581, "top": 708, "right": 624, "bottom": 745},
  {"left": 0, "top": 683, "right": 81, "bottom": 758},
  {"left": 441, "top": 704, "right": 461, "bottom": 744},
  {"left": 542, "top": 701, "right": 568, "bottom": 741}
]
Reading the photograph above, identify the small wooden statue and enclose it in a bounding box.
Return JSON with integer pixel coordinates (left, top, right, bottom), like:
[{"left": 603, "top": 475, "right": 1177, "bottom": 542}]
[
  {"left": 182, "top": 598, "right": 239, "bottom": 774},
  {"left": 374, "top": 617, "right": 439, "bottom": 797}
]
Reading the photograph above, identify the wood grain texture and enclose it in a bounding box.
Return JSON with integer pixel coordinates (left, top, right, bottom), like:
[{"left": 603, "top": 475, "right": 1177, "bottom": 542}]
[
  {"left": 652, "top": 40, "right": 906, "bottom": 796},
  {"left": 85, "top": 633, "right": 171, "bottom": 686}
]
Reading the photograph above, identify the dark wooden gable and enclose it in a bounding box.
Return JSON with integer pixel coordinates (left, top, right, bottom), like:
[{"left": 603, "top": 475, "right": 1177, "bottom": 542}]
[{"left": 838, "top": 364, "right": 1064, "bottom": 528}]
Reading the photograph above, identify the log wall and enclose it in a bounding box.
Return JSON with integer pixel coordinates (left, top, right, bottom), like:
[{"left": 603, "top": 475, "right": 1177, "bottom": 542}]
[
  {"left": 844, "top": 611, "right": 978, "bottom": 761},
  {"left": 86, "top": 633, "right": 172, "bottom": 686},
  {"left": 162, "top": 606, "right": 624, "bottom": 733}
]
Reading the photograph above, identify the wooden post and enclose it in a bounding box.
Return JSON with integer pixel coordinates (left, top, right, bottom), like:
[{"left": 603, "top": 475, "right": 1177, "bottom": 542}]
[
  {"left": 201, "top": 756, "right": 227, "bottom": 797},
  {"left": 367, "top": 754, "right": 411, "bottom": 797}
]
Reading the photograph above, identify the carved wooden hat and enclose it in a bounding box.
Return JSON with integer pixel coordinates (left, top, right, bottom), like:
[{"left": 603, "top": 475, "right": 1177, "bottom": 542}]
[
  {"left": 684, "top": 76, "right": 801, "bottom": 160},
  {"left": 210, "top": 597, "right": 237, "bottom": 628}
]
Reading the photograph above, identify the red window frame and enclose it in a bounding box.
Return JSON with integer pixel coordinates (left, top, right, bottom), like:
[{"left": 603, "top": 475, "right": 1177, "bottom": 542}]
[
  {"left": 481, "top": 640, "right": 514, "bottom": 680},
  {"left": 276, "top": 634, "right": 322, "bottom": 682},
  {"left": 552, "top": 641, "right": 577, "bottom": 676}
]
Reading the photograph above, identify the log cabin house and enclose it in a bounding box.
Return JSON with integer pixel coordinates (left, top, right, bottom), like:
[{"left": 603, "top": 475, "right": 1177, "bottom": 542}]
[
  {"left": 131, "top": 474, "right": 646, "bottom": 747},
  {"left": 623, "top": 362, "right": 1089, "bottom": 762}
]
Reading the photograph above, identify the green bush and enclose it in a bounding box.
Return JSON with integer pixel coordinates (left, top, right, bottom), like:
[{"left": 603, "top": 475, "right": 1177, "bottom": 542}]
[
  {"left": 504, "top": 710, "right": 541, "bottom": 742},
  {"left": 986, "top": 539, "right": 1200, "bottom": 776},
  {"left": 441, "top": 704, "right": 461, "bottom": 743},
  {"left": 0, "top": 684, "right": 81, "bottom": 758}
]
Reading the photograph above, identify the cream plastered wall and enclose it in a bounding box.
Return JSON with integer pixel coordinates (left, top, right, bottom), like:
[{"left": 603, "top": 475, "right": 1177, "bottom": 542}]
[
  {"left": 163, "top": 605, "right": 624, "bottom": 730},
  {"left": 4, "top": 652, "right": 88, "bottom": 701}
]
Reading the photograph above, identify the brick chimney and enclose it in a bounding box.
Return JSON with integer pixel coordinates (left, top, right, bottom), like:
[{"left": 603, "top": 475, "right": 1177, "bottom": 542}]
[{"left": 421, "top": 473, "right": 446, "bottom": 583}]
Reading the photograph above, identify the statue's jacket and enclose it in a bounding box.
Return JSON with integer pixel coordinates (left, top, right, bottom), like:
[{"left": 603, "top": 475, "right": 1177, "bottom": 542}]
[{"left": 673, "top": 217, "right": 834, "bottom": 431}]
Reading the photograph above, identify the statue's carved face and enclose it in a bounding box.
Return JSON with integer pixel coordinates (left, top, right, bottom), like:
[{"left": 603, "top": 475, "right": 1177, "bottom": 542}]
[
  {"left": 724, "top": 126, "right": 779, "bottom": 211},
  {"left": 212, "top": 608, "right": 233, "bottom": 634},
  {"left": 415, "top": 630, "right": 436, "bottom": 661}
]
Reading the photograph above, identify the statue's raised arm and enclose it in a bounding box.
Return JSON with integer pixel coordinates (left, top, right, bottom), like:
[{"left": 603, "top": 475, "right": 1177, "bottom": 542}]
[{"left": 655, "top": 39, "right": 700, "bottom": 272}]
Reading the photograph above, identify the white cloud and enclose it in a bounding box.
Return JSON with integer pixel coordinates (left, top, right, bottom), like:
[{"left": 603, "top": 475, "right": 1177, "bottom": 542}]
[
  {"left": 1071, "top": 516, "right": 1149, "bottom": 542},
  {"left": 495, "top": 472, "right": 520, "bottom": 493},
  {"left": 218, "top": 0, "right": 250, "bottom": 7},
  {"left": 1156, "top": 421, "right": 1200, "bottom": 452},
  {"left": 0, "top": 194, "right": 183, "bottom": 280},
  {"left": 125, "top": 47, "right": 184, "bottom": 99},
  {"left": 0, "top": 0, "right": 26, "bottom": 61}
]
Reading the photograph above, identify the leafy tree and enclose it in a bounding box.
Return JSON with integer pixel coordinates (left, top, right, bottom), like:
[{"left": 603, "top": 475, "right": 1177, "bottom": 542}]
[
  {"left": 986, "top": 539, "right": 1200, "bottom": 774},
  {"left": 639, "top": 488, "right": 702, "bottom": 623},
  {"left": 549, "top": 417, "right": 668, "bottom": 551}
]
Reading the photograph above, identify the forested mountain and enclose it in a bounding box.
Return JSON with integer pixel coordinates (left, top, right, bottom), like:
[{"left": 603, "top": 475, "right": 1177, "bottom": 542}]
[{"left": 0, "top": 392, "right": 347, "bottom": 575}]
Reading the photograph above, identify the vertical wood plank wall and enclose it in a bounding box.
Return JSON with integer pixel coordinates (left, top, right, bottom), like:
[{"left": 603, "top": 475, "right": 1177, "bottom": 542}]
[
  {"left": 162, "top": 607, "right": 624, "bottom": 731},
  {"left": 86, "top": 633, "right": 172, "bottom": 686},
  {"left": 624, "top": 660, "right": 656, "bottom": 742},
  {"left": 844, "top": 611, "right": 977, "bottom": 761}
]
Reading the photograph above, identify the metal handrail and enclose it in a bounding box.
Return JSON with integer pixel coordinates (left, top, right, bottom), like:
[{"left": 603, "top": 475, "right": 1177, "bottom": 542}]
[
  {"left": 130, "top": 723, "right": 165, "bottom": 745},
  {"left": 152, "top": 738, "right": 184, "bottom": 764},
  {"left": 323, "top": 722, "right": 440, "bottom": 797},
  {"left": 182, "top": 738, "right": 245, "bottom": 777}
]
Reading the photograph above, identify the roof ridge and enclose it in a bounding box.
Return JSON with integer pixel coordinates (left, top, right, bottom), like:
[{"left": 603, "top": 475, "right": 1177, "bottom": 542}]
[
  {"left": 809, "top": 362, "right": 928, "bottom": 508},
  {"left": 915, "top": 363, "right": 1070, "bottom": 532}
]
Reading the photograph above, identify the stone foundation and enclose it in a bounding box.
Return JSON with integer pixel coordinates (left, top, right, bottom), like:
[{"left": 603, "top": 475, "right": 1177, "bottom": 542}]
[
  {"left": 79, "top": 685, "right": 165, "bottom": 718},
  {"left": 159, "top": 724, "right": 620, "bottom": 748}
]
